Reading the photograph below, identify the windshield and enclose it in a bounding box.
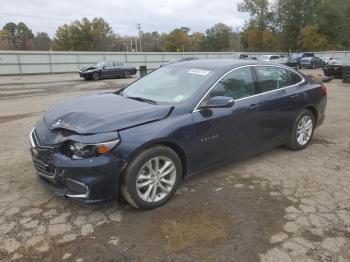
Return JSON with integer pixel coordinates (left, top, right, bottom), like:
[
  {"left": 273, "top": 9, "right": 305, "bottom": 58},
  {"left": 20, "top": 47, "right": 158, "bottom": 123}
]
[
  {"left": 291, "top": 54, "right": 303, "bottom": 59},
  {"left": 121, "top": 66, "right": 216, "bottom": 103},
  {"left": 95, "top": 62, "right": 106, "bottom": 68}
]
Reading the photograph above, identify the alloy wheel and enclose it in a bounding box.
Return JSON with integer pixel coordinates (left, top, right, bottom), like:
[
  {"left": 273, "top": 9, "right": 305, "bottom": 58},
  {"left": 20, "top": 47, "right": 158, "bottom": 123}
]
[
  {"left": 124, "top": 71, "right": 131, "bottom": 78},
  {"left": 296, "top": 115, "right": 313, "bottom": 146},
  {"left": 93, "top": 72, "right": 100, "bottom": 80},
  {"left": 136, "top": 156, "right": 176, "bottom": 203}
]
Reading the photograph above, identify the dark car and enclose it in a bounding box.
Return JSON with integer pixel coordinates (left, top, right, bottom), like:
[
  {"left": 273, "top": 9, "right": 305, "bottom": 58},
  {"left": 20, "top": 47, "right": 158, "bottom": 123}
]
[
  {"left": 272, "top": 57, "right": 299, "bottom": 69},
  {"left": 323, "top": 59, "right": 348, "bottom": 79},
  {"left": 30, "top": 60, "right": 327, "bottom": 209},
  {"left": 288, "top": 52, "right": 315, "bottom": 68},
  {"left": 79, "top": 61, "right": 137, "bottom": 80},
  {"left": 299, "top": 57, "right": 324, "bottom": 69},
  {"left": 160, "top": 57, "right": 198, "bottom": 67}
]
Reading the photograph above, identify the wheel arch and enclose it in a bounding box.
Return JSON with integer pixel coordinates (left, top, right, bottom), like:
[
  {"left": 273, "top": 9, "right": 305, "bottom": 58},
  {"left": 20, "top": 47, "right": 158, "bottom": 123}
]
[
  {"left": 304, "top": 106, "right": 318, "bottom": 125},
  {"left": 124, "top": 140, "right": 188, "bottom": 179}
]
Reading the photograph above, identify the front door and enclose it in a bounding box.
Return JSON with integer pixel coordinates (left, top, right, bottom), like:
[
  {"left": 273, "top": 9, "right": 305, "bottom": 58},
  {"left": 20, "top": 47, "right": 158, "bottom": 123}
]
[{"left": 190, "top": 66, "right": 264, "bottom": 172}]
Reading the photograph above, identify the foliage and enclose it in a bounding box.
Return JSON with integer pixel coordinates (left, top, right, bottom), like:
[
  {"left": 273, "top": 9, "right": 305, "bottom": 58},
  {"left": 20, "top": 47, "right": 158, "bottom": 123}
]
[
  {"left": 205, "top": 23, "right": 234, "bottom": 51},
  {"left": 32, "top": 32, "right": 52, "bottom": 51},
  {"left": 53, "top": 17, "right": 116, "bottom": 51},
  {"left": 2, "top": 22, "right": 34, "bottom": 50},
  {"left": 161, "top": 28, "right": 191, "bottom": 52},
  {"left": 301, "top": 25, "right": 330, "bottom": 51}
]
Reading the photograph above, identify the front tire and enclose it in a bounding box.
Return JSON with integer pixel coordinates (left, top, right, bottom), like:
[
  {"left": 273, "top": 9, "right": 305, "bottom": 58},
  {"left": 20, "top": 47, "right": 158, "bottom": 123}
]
[
  {"left": 121, "top": 146, "right": 182, "bottom": 209},
  {"left": 287, "top": 110, "right": 315, "bottom": 150},
  {"left": 92, "top": 72, "right": 100, "bottom": 80}
]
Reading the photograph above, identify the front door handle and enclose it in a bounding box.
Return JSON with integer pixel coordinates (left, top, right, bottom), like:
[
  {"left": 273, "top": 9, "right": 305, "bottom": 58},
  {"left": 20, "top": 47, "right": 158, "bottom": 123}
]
[{"left": 248, "top": 103, "right": 259, "bottom": 111}]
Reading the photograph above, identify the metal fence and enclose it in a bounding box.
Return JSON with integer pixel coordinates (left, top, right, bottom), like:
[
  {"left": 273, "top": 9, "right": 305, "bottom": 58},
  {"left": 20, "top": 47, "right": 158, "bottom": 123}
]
[{"left": 0, "top": 50, "right": 350, "bottom": 75}]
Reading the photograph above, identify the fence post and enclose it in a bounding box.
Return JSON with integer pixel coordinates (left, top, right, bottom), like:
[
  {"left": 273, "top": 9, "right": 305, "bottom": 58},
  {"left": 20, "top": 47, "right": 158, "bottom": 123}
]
[
  {"left": 77, "top": 53, "right": 81, "bottom": 70},
  {"left": 48, "top": 52, "right": 53, "bottom": 74},
  {"left": 17, "top": 54, "right": 22, "bottom": 75}
]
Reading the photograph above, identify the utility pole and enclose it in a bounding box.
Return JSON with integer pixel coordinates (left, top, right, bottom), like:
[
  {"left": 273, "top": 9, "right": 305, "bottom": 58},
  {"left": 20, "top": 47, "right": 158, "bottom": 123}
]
[{"left": 136, "top": 23, "right": 143, "bottom": 52}]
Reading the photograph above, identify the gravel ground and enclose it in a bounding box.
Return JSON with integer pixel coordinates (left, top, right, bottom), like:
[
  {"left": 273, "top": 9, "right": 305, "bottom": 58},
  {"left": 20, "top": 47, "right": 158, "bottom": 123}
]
[{"left": 0, "top": 70, "right": 349, "bottom": 261}]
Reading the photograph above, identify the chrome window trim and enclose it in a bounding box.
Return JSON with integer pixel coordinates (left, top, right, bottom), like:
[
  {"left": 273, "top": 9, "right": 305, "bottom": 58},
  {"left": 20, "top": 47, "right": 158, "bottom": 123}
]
[
  {"left": 192, "top": 64, "right": 305, "bottom": 112},
  {"left": 193, "top": 65, "right": 254, "bottom": 112}
]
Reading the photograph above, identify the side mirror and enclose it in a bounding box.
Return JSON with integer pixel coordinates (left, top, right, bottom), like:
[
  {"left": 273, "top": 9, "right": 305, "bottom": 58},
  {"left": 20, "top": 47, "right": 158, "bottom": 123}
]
[{"left": 199, "top": 96, "right": 234, "bottom": 109}]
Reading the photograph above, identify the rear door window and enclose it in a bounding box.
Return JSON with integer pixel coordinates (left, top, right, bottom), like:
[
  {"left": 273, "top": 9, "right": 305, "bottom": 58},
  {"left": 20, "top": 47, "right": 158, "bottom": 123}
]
[{"left": 255, "top": 66, "right": 289, "bottom": 93}]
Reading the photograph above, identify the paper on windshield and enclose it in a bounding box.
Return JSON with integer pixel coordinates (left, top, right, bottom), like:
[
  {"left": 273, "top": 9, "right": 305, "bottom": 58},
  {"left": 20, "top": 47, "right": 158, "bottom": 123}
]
[{"left": 187, "top": 68, "right": 210, "bottom": 76}]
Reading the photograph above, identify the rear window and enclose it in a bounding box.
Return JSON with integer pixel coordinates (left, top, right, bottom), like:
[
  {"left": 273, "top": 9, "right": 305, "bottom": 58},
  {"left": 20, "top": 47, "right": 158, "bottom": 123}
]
[{"left": 290, "top": 72, "right": 303, "bottom": 85}]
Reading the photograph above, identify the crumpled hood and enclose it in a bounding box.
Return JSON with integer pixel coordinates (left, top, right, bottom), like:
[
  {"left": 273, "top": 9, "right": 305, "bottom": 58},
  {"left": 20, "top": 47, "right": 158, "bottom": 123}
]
[
  {"left": 80, "top": 66, "right": 97, "bottom": 72},
  {"left": 44, "top": 93, "right": 173, "bottom": 134}
]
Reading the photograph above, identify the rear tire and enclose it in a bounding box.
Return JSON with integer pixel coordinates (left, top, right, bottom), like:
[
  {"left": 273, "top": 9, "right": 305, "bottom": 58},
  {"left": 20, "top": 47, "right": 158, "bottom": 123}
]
[
  {"left": 121, "top": 146, "right": 182, "bottom": 209},
  {"left": 287, "top": 109, "right": 315, "bottom": 150},
  {"left": 123, "top": 71, "right": 131, "bottom": 78}
]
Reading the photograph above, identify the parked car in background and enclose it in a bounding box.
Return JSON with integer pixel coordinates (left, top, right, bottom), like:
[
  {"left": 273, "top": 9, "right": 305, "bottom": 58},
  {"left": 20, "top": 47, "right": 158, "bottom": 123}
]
[
  {"left": 321, "top": 57, "right": 341, "bottom": 65},
  {"left": 239, "top": 54, "right": 249, "bottom": 59},
  {"left": 323, "top": 59, "right": 349, "bottom": 79},
  {"left": 79, "top": 62, "right": 137, "bottom": 80},
  {"left": 272, "top": 57, "right": 299, "bottom": 69},
  {"left": 30, "top": 59, "right": 327, "bottom": 209},
  {"left": 288, "top": 52, "right": 315, "bottom": 68},
  {"left": 160, "top": 57, "right": 198, "bottom": 67},
  {"left": 259, "top": 55, "right": 281, "bottom": 61},
  {"left": 299, "top": 57, "right": 325, "bottom": 69}
]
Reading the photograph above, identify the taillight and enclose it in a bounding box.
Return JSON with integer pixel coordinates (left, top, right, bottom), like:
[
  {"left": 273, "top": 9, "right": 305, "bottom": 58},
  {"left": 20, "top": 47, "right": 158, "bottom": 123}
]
[{"left": 321, "top": 86, "right": 327, "bottom": 95}]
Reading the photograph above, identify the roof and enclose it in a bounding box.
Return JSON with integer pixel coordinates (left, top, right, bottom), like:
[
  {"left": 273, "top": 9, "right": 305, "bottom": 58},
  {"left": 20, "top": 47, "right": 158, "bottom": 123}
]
[{"left": 168, "top": 59, "right": 278, "bottom": 70}]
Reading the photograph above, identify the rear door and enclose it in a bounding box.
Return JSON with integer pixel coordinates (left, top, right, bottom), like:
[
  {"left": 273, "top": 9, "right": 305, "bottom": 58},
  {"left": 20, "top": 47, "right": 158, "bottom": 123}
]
[
  {"left": 191, "top": 66, "right": 263, "bottom": 170},
  {"left": 254, "top": 66, "right": 305, "bottom": 148}
]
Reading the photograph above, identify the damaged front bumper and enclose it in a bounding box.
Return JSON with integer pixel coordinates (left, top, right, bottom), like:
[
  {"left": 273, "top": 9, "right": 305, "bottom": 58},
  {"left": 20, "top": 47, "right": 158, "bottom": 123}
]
[{"left": 30, "top": 127, "right": 126, "bottom": 203}]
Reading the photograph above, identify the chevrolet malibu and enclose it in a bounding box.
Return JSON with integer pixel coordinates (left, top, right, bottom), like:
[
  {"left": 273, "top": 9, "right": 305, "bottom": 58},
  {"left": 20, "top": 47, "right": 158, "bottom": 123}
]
[{"left": 30, "top": 60, "right": 327, "bottom": 209}]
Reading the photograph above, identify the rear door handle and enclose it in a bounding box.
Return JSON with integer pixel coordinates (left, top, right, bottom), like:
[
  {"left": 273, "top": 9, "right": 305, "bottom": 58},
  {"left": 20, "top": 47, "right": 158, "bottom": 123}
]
[{"left": 248, "top": 103, "right": 260, "bottom": 111}]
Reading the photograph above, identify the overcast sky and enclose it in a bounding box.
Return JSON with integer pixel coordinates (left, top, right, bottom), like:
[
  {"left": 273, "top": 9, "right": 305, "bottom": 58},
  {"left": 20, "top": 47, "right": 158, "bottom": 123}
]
[{"left": 0, "top": 0, "right": 249, "bottom": 36}]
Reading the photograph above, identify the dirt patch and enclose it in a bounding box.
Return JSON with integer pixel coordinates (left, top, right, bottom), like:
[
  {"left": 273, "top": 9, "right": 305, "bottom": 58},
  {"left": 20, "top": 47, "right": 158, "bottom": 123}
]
[{"left": 161, "top": 213, "right": 227, "bottom": 254}]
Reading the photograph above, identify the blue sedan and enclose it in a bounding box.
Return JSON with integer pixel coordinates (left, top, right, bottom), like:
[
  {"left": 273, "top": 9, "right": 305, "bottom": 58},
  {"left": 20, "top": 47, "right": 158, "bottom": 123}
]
[{"left": 30, "top": 59, "right": 327, "bottom": 209}]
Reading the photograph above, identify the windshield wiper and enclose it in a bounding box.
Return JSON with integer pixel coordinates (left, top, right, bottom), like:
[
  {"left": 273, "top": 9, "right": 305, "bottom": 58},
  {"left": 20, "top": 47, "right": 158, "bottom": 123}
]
[{"left": 126, "top": 96, "right": 157, "bottom": 105}]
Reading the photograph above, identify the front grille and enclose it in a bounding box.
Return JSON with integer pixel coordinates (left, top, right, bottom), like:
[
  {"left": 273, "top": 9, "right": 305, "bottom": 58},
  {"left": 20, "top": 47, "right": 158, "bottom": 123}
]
[
  {"left": 30, "top": 129, "right": 56, "bottom": 178},
  {"left": 33, "top": 158, "right": 56, "bottom": 177}
]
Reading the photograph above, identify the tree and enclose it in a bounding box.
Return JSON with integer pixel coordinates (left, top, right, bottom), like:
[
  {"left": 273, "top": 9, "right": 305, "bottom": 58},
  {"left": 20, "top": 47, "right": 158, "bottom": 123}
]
[
  {"left": 141, "top": 31, "right": 161, "bottom": 51},
  {"left": 190, "top": 32, "right": 205, "bottom": 51},
  {"left": 32, "top": 32, "right": 52, "bottom": 50},
  {"left": 2, "top": 22, "right": 34, "bottom": 50},
  {"left": 205, "top": 23, "right": 233, "bottom": 51},
  {"left": 244, "top": 27, "right": 278, "bottom": 51},
  {"left": 276, "top": 0, "right": 319, "bottom": 51},
  {"left": 53, "top": 17, "right": 117, "bottom": 51},
  {"left": 238, "top": 0, "right": 273, "bottom": 49},
  {"left": 301, "top": 25, "right": 330, "bottom": 51},
  {"left": 161, "top": 28, "right": 191, "bottom": 52}
]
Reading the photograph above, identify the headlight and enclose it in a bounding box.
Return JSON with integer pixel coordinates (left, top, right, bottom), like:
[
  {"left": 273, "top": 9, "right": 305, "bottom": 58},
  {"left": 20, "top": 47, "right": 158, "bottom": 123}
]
[{"left": 66, "top": 139, "right": 120, "bottom": 159}]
